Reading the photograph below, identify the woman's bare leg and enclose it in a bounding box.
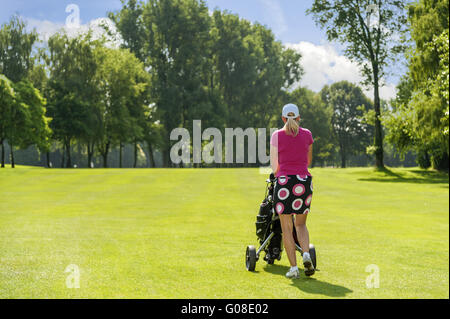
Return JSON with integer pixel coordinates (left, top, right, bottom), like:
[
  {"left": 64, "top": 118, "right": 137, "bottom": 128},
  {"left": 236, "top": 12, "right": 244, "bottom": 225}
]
[
  {"left": 294, "top": 214, "right": 309, "bottom": 253},
  {"left": 279, "top": 214, "right": 297, "bottom": 267}
]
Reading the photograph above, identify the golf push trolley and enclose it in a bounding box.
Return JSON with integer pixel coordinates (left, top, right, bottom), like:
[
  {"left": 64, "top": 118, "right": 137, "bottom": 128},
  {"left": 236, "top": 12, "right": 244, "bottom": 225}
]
[{"left": 245, "top": 173, "right": 317, "bottom": 274}]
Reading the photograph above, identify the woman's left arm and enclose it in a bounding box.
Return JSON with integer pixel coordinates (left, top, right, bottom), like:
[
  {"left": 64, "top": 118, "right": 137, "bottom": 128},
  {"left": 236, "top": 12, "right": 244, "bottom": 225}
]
[
  {"left": 308, "top": 144, "right": 313, "bottom": 166},
  {"left": 270, "top": 144, "right": 279, "bottom": 174}
]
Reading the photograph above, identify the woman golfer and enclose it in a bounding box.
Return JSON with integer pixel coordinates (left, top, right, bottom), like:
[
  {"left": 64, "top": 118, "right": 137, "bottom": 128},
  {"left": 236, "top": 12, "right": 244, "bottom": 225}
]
[{"left": 270, "top": 103, "right": 315, "bottom": 279}]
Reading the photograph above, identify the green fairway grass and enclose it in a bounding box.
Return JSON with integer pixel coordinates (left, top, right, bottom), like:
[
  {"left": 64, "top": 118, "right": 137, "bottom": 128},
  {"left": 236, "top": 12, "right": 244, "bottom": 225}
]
[{"left": 0, "top": 166, "right": 448, "bottom": 298}]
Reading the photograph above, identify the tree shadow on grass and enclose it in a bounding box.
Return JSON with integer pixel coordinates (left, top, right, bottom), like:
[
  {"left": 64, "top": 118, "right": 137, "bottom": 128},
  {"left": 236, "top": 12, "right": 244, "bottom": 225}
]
[
  {"left": 263, "top": 264, "right": 353, "bottom": 298},
  {"left": 357, "top": 167, "right": 449, "bottom": 185}
]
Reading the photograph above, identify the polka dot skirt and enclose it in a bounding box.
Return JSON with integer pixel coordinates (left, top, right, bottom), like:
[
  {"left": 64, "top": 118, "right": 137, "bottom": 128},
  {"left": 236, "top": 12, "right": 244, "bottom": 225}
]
[{"left": 274, "top": 175, "right": 313, "bottom": 215}]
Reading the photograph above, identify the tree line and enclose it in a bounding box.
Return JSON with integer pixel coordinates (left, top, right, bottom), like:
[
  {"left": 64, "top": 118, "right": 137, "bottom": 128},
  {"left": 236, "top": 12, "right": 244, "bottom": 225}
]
[{"left": 0, "top": 0, "right": 448, "bottom": 170}]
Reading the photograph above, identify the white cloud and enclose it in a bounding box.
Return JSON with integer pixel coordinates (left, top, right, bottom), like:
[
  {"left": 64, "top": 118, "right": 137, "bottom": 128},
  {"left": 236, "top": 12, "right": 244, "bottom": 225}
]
[
  {"left": 24, "top": 16, "right": 123, "bottom": 48},
  {"left": 25, "top": 17, "right": 64, "bottom": 42},
  {"left": 366, "top": 83, "right": 398, "bottom": 102},
  {"left": 286, "top": 41, "right": 397, "bottom": 101}
]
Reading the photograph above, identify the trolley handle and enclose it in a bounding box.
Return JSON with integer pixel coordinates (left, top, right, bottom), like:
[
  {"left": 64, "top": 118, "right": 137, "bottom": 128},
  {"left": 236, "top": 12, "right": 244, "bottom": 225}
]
[{"left": 266, "top": 172, "right": 276, "bottom": 183}]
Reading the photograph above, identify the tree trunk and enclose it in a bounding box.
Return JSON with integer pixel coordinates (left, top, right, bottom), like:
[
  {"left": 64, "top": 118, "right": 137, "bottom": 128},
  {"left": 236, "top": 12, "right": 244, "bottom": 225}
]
[
  {"left": 102, "top": 153, "right": 108, "bottom": 168},
  {"left": 87, "top": 152, "right": 92, "bottom": 168},
  {"left": 163, "top": 147, "right": 170, "bottom": 168},
  {"left": 435, "top": 152, "right": 449, "bottom": 171},
  {"left": 66, "top": 139, "right": 72, "bottom": 168},
  {"left": 162, "top": 129, "right": 171, "bottom": 168},
  {"left": 61, "top": 146, "right": 65, "bottom": 168},
  {"left": 340, "top": 150, "right": 346, "bottom": 168},
  {"left": 133, "top": 140, "right": 138, "bottom": 168},
  {"left": 87, "top": 142, "right": 94, "bottom": 168},
  {"left": 339, "top": 140, "right": 346, "bottom": 168},
  {"left": 373, "top": 68, "right": 384, "bottom": 169},
  {"left": 10, "top": 142, "right": 15, "bottom": 168},
  {"left": 119, "top": 141, "right": 123, "bottom": 168},
  {"left": 147, "top": 141, "right": 155, "bottom": 168},
  {"left": 102, "top": 142, "right": 110, "bottom": 168},
  {"left": 1, "top": 139, "right": 4, "bottom": 168},
  {"left": 46, "top": 151, "right": 51, "bottom": 168}
]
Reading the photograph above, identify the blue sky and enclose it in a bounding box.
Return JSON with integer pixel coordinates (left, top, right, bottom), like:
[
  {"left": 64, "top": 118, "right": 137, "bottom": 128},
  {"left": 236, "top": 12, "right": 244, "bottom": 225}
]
[
  {"left": 0, "top": 0, "right": 326, "bottom": 44},
  {"left": 205, "top": 0, "right": 329, "bottom": 45},
  {"left": 0, "top": 0, "right": 123, "bottom": 25},
  {"left": 0, "top": 0, "right": 399, "bottom": 99}
]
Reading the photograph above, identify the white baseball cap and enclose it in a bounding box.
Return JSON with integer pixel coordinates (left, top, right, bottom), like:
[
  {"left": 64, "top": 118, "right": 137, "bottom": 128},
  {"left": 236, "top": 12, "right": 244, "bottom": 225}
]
[{"left": 282, "top": 103, "right": 299, "bottom": 119}]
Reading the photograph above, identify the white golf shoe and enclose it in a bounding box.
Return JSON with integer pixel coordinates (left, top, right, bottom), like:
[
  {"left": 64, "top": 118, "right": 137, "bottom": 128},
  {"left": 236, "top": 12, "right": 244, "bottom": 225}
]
[{"left": 285, "top": 267, "right": 300, "bottom": 279}]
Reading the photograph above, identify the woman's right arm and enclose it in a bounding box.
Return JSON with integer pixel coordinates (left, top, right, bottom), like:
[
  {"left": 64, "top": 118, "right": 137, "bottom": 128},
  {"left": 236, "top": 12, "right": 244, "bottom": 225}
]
[{"left": 307, "top": 144, "right": 313, "bottom": 166}]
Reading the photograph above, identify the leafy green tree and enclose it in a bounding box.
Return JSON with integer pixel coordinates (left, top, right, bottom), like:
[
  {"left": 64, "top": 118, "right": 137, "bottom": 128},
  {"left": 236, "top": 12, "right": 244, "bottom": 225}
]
[
  {"left": 0, "top": 78, "right": 48, "bottom": 168},
  {"left": 211, "top": 11, "right": 302, "bottom": 130},
  {"left": 142, "top": 0, "right": 215, "bottom": 167},
  {"left": 211, "top": 10, "right": 253, "bottom": 129},
  {"left": 0, "top": 16, "right": 41, "bottom": 168},
  {"left": 0, "top": 74, "right": 15, "bottom": 167},
  {"left": 94, "top": 46, "right": 149, "bottom": 168},
  {"left": 242, "top": 23, "right": 303, "bottom": 130},
  {"left": 109, "top": 0, "right": 154, "bottom": 167},
  {"left": 108, "top": 0, "right": 146, "bottom": 62},
  {"left": 142, "top": 103, "right": 164, "bottom": 167},
  {"left": 28, "top": 48, "right": 53, "bottom": 167},
  {"left": 11, "top": 80, "right": 51, "bottom": 168},
  {"left": 4, "top": 91, "right": 30, "bottom": 168},
  {"left": 308, "top": 0, "right": 408, "bottom": 168},
  {"left": 46, "top": 32, "right": 100, "bottom": 168},
  {"left": 321, "top": 81, "right": 373, "bottom": 168},
  {"left": 0, "top": 16, "right": 38, "bottom": 83},
  {"left": 385, "top": 0, "right": 449, "bottom": 170},
  {"left": 211, "top": 10, "right": 302, "bottom": 165}
]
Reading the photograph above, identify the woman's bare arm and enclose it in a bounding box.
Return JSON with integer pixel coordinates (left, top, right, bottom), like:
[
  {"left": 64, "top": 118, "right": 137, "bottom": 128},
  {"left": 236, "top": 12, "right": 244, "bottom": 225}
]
[
  {"left": 308, "top": 144, "right": 313, "bottom": 166},
  {"left": 270, "top": 144, "right": 279, "bottom": 174}
]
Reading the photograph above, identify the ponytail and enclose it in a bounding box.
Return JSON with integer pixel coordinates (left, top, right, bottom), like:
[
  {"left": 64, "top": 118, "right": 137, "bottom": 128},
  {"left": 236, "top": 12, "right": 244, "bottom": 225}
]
[{"left": 285, "top": 117, "right": 299, "bottom": 137}]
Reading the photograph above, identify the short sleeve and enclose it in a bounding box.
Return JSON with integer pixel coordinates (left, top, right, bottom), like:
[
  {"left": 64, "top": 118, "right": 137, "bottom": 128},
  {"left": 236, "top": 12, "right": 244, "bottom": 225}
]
[{"left": 270, "top": 130, "right": 279, "bottom": 148}]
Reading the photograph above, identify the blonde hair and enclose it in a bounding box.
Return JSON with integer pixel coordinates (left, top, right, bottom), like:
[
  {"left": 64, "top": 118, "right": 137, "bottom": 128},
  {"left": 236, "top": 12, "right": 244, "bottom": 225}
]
[{"left": 284, "top": 112, "right": 299, "bottom": 137}]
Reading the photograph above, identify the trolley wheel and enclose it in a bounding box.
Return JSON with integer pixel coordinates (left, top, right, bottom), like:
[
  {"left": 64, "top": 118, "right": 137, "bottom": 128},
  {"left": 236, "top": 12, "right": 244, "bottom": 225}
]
[
  {"left": 246, "top": 245, "right": 257, "bottom": 271},
  {"left": 309, "top": 244, "right": 317, "bottom": 270}
]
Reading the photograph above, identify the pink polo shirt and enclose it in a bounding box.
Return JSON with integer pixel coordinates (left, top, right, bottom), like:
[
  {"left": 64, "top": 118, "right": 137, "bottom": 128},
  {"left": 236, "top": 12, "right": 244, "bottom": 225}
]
[{"left": 270, "top": 127, "right": 314, "bottom": 178}]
